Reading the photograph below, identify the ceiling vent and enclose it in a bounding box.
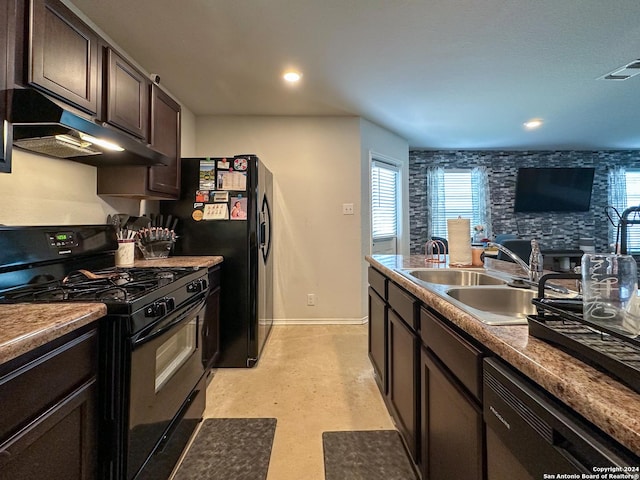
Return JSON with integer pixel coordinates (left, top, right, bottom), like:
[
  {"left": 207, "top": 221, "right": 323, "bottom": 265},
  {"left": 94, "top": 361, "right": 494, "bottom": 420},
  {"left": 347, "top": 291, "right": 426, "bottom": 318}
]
[{"left": 598, "top": 59, "right": 640, "bottom": 81}]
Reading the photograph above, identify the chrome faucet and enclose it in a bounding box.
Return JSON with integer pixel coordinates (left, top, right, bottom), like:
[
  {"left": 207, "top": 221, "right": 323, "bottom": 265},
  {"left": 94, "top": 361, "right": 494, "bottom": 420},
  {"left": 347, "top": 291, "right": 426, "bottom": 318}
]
[
  {"left": 487, "top": 241, "right": 538, "bottom": 282},
  {"left": 487, "top": 241, "right": 569, "bottom": 294}
]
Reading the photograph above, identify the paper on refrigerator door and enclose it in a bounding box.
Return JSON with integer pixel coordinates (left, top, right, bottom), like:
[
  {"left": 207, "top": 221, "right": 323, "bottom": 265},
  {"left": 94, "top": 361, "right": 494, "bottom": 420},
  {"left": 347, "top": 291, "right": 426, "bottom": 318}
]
[
  {"left": 217, "top": 170, "right": 247, "bottom": 191},
  {"left": 199, "top": 160, "right": 216, "bottom": 190},
  {"left": 203, "top": 203, "right": 229, "bottom": 220}
]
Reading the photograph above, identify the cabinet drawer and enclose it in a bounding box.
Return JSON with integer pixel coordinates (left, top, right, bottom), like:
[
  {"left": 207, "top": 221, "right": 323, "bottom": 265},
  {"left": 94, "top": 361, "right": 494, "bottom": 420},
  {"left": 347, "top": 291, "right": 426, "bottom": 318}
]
[
  {"left": 388, "top": 282, "right": 418, "bottom": 331},
  {"left": 420, "top": 307, "right": 483, "bottom": 400},
  {"left": 368, "top": 267, "right": 387, "bottom": 299},
  {"left": 0, "top": 328, "right": 97, "bottom": 441}
]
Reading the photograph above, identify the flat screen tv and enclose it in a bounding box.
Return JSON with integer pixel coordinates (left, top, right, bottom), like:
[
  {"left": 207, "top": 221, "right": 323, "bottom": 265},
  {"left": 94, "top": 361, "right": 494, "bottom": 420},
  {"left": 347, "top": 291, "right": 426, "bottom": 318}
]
[{"left": 514, "top": 167, "right": 595, "bottom": 213}]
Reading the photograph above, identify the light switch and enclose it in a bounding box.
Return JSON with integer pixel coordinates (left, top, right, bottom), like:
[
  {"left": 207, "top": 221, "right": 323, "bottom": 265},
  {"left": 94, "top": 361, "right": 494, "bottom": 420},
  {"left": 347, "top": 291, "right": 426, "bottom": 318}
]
[{"left": 342, "top": 203, "right": 354, "bottom": 215}]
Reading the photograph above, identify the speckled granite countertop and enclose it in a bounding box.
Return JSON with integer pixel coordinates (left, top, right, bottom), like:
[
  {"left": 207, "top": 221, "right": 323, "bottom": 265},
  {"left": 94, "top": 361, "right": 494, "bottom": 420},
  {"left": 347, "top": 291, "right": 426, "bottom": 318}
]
[
  {"left": 134, "top": 255, "right": 223, "bottom": 268},
  {"left": 0, "top": 256, "right": 223, "bottom": 367},
  {"left": 366, "top": 254, "right": 640, "bottom": 456},
  {"left": 0, "top": 303, "right": 107, "bottom": 365}
]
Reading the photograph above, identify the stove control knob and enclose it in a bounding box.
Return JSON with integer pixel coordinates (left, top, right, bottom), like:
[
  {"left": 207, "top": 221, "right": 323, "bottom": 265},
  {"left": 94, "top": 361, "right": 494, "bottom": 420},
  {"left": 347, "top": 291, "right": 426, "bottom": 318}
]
[
  {"left": 145, "top": 301, "right": 167, "bottom": 317},
  {"left": 164, "top": 297, "right": 176, "bottom": 312},
  {"left": 187, "top": 279, "right": 207, "bottom": 293}
]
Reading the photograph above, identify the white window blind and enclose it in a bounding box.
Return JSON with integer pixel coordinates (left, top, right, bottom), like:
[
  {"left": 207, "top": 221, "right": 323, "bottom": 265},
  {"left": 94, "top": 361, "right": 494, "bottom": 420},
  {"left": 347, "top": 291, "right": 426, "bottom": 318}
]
[
  {"left": 371, "top": 161, "right": 399, "bottom": 239},
  {"left": 625, "top": 170, "right": 640, "bottom": 252},
  {"left": 432, "top": 170, "right": 474, "bottom": 238}
]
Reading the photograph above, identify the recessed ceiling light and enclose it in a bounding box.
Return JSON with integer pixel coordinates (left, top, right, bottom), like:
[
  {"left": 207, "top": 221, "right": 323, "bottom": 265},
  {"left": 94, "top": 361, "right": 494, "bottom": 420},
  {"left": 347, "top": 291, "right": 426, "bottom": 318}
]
[
  {"left": 523, "top": 119, "right": 543, "bottom": 130},
  {"left": 283, "top": 71, "right": 302, "bottom": 83}
]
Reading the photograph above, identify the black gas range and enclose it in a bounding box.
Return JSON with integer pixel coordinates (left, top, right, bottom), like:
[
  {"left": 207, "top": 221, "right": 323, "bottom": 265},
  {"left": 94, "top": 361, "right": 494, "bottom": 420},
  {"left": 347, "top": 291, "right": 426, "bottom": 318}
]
[
  {"left": 0, "top": 265, "right": 208, "bottom": 334},
  {"left": 0, "top": 225, "right": 210, "bottom": 480},
  {"left": 0, "top": 226, "right": 207, "bottom": 327}
]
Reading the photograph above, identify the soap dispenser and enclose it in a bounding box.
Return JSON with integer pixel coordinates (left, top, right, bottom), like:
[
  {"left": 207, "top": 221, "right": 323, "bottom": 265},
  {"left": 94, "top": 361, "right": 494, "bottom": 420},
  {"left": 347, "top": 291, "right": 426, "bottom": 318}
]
[{"left": 529, "top": 239, "right": 544, "bottom": 282}]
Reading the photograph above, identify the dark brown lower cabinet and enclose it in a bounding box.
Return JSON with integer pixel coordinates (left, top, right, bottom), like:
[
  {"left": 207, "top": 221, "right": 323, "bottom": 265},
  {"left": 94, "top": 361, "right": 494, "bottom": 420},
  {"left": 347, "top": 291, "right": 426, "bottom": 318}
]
[
  {"left": 202, "top": 265, "right": 222, "bottom": 369},
  {"left": 421, "top": 346, "right": 484, "bottom": 480},
  {"left": 368, "top": 286, "right": 387, "bottom": 393},
  {"left": 0, "top": 381, "right": 97, "bottom": 480},
  {"left": 0, "top": 326, "right": 98, "bottom": 480},
  {"left": 388, "top": 309, "right": 419, "bottom": 462}
]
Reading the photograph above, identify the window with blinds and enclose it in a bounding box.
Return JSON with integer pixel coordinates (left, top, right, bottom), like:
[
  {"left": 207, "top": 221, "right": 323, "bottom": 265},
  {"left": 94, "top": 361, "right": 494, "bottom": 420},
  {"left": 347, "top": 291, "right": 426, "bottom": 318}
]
[
  {"left": 371, "top": 161, "right": 399, "bottom": 240},
  {"left": 625, "top": 170, "right": 640, "bottom": 252},
  {"left": 432, "top": 170, "right": 475, "bottom": 238}
]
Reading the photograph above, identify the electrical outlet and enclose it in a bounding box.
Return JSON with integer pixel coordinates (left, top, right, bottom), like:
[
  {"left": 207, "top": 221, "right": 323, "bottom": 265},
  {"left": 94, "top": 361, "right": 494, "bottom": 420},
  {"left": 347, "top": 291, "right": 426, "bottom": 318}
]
[
  {"left": 342, "top": 203, "right": 354, "bottom": 215},
  {"left": 307, "top": 293, "right": 316, "bottom": 306}
]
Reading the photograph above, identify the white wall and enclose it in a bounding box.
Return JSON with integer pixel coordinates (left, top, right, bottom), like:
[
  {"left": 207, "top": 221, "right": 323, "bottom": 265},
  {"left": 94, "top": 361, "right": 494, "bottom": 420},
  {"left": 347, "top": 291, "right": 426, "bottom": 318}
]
[
  {"left": 359, "top": 119, "right": 409, "bottom": 313},
  {"left": 181, "top": 109, "right": 197, "bottom": 157},
  {"left": 196, "top": 116, "right": 366, "bottom": 324},
  {"left": 0, "top": 150, "right": 140, "bottom": 225}
]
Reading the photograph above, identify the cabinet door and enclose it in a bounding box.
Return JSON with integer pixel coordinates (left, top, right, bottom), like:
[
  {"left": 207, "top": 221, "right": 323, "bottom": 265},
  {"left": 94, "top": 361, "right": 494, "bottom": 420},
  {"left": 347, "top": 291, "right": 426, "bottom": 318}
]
[
  {"left": 148, "top": 84, "right": 181, "bottom": 196},
  {"left": 421, "top": 347, "right": 484, "bottom": 480},
  {"left": 388, "top": 309, "right": 419, "bottom": 462},
  {"left": 28, "top": 0, "right": 99, "bottom": 114},
  {"left": 0, "top": 380, "right": 97, "bottom": 480},
  {"left": 368, "top": 287, "right": 387, "bottom": 394},
  {"left": 105, "top": 47, "right": 148, "bottom": 139},
  {"left": 202, "top": 285, "right": 221, "bottom": 369}
]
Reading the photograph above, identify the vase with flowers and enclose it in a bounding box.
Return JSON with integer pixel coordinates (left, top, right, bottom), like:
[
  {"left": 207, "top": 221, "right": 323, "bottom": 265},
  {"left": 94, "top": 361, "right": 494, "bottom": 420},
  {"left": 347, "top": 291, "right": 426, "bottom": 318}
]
[{"left": 473, "top": 225, "right": 486, "bottom": 244}]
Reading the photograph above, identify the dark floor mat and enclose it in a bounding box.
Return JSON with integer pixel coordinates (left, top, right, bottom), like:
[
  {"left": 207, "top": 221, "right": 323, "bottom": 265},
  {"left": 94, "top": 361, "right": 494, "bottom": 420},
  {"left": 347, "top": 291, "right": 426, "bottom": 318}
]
[
  {"left": 322, "top": 430, "right": 418, "bottom": 480},
  {"left": 173, "top": 418, "right": 277, "bottom": 480}
]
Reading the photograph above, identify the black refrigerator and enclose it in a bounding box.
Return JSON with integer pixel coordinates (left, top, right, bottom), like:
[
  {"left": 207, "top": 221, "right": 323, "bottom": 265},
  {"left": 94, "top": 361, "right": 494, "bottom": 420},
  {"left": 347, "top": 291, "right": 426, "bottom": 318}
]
[{"left": 161, "top": 155, "right": 273, "bottom": 367}]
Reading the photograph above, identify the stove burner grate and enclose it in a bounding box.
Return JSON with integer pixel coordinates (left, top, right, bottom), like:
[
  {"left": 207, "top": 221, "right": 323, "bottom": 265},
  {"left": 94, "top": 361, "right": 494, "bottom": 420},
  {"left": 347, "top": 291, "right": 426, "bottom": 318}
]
[{"left": 0, "top": 267, "right": 192, "bottom": 304}]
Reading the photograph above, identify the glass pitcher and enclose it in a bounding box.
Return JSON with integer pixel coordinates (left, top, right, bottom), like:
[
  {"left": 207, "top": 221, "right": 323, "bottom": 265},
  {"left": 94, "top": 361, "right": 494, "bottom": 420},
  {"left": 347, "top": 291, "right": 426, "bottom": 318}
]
[{"left": 581, "top": 253, "right": 640, "bottom": 338}]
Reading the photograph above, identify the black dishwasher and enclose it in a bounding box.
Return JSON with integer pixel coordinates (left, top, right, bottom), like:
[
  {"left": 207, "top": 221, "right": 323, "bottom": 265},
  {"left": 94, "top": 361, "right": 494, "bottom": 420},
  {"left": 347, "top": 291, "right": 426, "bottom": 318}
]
[{"left": 483, "top": 358, "right": 639, "bottom": 480}]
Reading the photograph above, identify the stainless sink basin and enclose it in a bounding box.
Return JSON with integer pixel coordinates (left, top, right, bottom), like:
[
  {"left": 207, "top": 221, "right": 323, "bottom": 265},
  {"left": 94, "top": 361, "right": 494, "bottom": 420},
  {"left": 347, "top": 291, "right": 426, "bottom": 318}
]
[
  {"left": 403, "top": 269, "right": 506, "bottom": 286},
  {"left": 446, "top": 287, "right": 536, "bottom": 319}
]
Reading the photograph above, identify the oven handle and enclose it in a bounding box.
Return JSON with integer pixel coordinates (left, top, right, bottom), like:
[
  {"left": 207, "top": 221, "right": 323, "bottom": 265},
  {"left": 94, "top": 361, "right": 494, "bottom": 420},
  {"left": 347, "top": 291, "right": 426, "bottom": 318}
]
[{"left": 132, "top": 296, "right": 207, "bottom": 347}]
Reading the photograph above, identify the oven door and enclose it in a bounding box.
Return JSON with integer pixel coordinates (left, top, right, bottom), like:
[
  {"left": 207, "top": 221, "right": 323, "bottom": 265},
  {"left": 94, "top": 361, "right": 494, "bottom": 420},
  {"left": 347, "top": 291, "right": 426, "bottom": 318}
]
[{"left": 127, "top": 295, "right": 207, "bottom": 479}]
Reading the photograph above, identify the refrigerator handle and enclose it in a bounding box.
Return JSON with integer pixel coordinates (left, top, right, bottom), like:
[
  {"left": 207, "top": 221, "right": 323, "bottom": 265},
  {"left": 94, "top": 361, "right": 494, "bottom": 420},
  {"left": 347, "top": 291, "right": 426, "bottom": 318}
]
[{"left": 260, "top": 195, "right": 272, "bottom": 263}]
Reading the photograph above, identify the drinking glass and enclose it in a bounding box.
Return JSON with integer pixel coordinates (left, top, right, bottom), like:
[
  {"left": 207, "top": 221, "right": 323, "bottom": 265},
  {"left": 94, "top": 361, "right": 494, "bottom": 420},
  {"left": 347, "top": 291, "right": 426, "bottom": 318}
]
[{"left": 581, "top": 254, "right": 640, "bottom": 338}]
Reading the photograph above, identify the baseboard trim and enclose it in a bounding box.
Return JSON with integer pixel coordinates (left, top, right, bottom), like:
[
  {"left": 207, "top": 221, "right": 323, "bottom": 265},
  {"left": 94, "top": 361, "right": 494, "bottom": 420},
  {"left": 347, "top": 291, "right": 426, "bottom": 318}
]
[{"left": 272, "top": 317, "right": 368, "bottom": 325}]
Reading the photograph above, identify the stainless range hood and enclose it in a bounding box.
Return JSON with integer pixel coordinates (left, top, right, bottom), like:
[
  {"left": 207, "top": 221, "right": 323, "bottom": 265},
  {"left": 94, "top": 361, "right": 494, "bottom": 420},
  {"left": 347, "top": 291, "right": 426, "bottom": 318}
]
[{"left": 8, "top": 88, "right": 169, "bottom": 167}]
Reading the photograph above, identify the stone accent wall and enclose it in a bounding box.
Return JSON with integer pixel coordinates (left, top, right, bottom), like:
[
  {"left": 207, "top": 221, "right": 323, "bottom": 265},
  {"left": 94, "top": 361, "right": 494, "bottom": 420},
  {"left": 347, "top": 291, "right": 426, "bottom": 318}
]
[{"left": 409, "top": 150, "right": 640, "bottom": 254}]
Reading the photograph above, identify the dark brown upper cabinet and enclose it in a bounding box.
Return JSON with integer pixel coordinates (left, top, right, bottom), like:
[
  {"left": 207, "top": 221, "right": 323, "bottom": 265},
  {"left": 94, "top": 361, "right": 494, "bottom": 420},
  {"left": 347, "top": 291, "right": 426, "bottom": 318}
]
[
  {"left": 97, "top": 85, "right": 181, "bottom": 199},
  {"left": 28, "top": 0, "right": 100, "bottom": 115},
  {"left": 104, "top": 47, "right": 148, "bottom": 140},
  {"left": 148, "top": 84, "right": 181, "bottom": 196}
]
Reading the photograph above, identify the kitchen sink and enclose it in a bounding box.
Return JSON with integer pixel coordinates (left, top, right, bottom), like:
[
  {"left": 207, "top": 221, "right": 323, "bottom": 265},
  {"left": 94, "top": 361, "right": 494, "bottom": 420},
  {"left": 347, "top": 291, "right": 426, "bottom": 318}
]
[
  {"left": 402, "top": 269, "right": 506, "bottom": 286},
  {"left": 446, "top": 287, "right": 536, "bottom": 319}
]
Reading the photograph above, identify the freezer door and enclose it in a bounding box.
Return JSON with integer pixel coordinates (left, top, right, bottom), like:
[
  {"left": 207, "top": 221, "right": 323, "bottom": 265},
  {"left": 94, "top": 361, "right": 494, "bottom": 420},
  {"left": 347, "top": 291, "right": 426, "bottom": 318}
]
[{"left": 256, "top": 160, "right": 274, "bottom": 362}]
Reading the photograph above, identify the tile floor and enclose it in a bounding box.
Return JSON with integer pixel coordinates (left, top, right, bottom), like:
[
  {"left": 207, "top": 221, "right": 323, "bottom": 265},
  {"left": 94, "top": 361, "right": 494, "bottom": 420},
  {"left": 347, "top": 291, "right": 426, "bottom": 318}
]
[{"left": 199, "top": 324, "right": 395, "bottom": 480}]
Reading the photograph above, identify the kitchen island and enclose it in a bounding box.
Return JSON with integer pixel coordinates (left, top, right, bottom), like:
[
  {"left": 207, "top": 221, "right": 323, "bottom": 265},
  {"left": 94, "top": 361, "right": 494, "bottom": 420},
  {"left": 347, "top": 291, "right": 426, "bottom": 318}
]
[{"left": 366, "top": 254, "right": 640, "bottom": 460}]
